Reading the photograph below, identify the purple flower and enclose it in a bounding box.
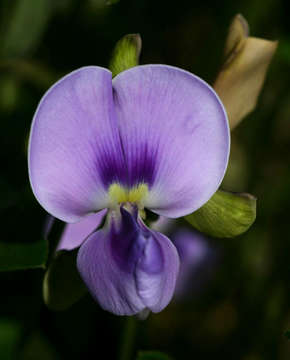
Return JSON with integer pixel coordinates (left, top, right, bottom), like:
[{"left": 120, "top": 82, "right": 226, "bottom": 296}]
[
  {"left": 28, "top": 65, "right": 229, "bottom": 315},
  {"left": 150, "top": 217, "right": 218, "bottom": 300},
  {"left": 172, "top": 229, "right": 217, "bottom": 300}
]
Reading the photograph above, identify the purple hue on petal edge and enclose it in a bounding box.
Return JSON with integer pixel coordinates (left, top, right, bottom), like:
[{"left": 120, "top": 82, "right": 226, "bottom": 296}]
[
  {"left": 28, "top": 64, "right": 230, "bottom": 316},
  {"left": 29, "top": 66, "right": 127, "bottom": 223},
  {"left": 113, "top": 65, "right": 230, "bottom": 218},
  {"left": 173, "top": 229, "right": 217, "bottom": 300},
  {"left": 77, "top": 208, "right": 180, "bottom": 315},
  {"left": 29, "top": 65, "right": 229, "bottom": 223},
  {"left": 109, "top": 208, "right": 163, "bottom": 274},
  {"left": 57, "top": 210, "right": 106, "bottom": 251}
]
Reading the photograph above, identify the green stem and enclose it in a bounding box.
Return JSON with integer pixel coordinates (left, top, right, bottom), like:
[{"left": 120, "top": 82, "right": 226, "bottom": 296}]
[{"left": 119, "top": 316, "right": 137, "bottom": 360}]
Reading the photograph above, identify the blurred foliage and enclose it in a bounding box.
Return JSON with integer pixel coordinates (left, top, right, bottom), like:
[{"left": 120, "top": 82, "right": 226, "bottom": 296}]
[
  {"left": 43, "top": 249, "right": 87, "bottom": 311},
  {"left": 0, "top": 0, "right": 52, "bottom": 58},
  {"left": 0, "top": 239, "right": 47, "bottom": 272},
  {"left": 136, "top": 351, "right": 173, "bottom": 360},
  {"left": 0, "top": 319, "right": 21, "bottom": 360},
  {"left": 0, "top": 0, "right": 290, "bottom": 359}
]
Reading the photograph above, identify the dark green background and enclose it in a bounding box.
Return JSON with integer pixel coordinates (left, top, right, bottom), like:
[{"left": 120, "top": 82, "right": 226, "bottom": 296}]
[{"left": 0, "top": 0, "right": 290, "bottom": 359}]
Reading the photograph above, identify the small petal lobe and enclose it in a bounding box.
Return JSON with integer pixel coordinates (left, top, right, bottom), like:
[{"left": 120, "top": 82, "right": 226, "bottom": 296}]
[
  {"left": 57, "top": 210, "right": 106, "bottom": 251},
  {"left": 77, "top": 208, "right": 179, "bottom": 315}
]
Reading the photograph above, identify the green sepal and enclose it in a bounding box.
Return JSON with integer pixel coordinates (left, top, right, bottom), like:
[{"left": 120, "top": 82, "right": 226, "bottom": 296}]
[
  {"left": 185, "top": 190, "right": 256, "bottom": 238},
  {"left": 109, "top": 34, "right": 142, "bottom": 77},
  {"left": 0, "top": 239, "right": 48, "bottom": 272},
  {"left": 136, "top": 351, "right": 173, "bottom": 360},
  {"left": 43, "top": 249, "right": 87, "bottom": 311}
]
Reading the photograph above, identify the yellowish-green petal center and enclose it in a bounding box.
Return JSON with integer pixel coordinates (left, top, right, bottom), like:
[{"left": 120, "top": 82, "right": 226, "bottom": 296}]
[{"left": 108, "top": 183, "right": 149, "bottom": 208}]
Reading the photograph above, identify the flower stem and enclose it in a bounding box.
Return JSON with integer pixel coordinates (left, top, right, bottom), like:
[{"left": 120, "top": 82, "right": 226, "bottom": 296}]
[{"left": 119, "top": 316, "right": 137, "bottom": 360}]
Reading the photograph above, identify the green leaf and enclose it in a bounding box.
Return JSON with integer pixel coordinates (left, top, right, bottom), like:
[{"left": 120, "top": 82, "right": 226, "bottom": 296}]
[
  {"left": 284, "top": 330, "right": 290, "bottom": 339},
  {"left": 43, "top": 249, "right": 87, "bottom": 311},
  {"left": 185, "top": 190, "right": 256, "bottom": 238},
  {"left": 0, "top": 319, "right": 22, "bottom": 360},
  {"left": 109, "top": 34, "right": 142, "bottom": 77},
  {"left": 20, "top": 331, "right": 60, "bottom": 360},
  {"left": 1, "top": 0, "right": 51, "bottom": 58},
  {"left": 136, "top": 351, "right": 173, "bottom": 360},
  {"left": 106, "top": 0, "right": 120, "bottom": 4},
  {"left": 0, "top": 239, "right": 48, "bottom": 272}
]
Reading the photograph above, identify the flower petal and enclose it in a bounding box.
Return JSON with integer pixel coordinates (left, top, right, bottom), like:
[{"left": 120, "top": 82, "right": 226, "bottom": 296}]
[
  {"left": 57, "top": 210, "right": 106, "bottom": 251},
  {"left": 214, "top": 14, "right": 278, "bottom": 129},
  {"left": 29, "top": 66, "right": 126, "bottom": 222},
  {"left": 150, "top": 215, "right": 175, "bottom": 234},
  {"left": 113, "top": 65, "right": 230, "bottom": 218},
  {"left": 77, "top": 208, "right": 179, "bottom": 315},
  {"left": 172, "top": 229, "right": 216, "bottom": 299}
]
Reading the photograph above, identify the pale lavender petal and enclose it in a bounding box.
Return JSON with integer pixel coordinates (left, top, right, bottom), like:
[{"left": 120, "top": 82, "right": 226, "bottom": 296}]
[
  {"left": 172, "top": 229, "right": 217, "bottom": 299},
  {"left": 150, "top": 215, "right": 175, "bottom": 234},
  {"left": 136, "top": 219, "right": 180, "bottom": 312},
  {"left": 113, "top": 65, "right": 230, "bottom": 218},
  {"left": 77, "top": 208, "right": 179, "bottom": 315},
  {"left": 57, "top": 210, "right": 106, "bottom": 251},
  {"left": 29, "top": 66, "right": 126, "bottom": 223}
]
